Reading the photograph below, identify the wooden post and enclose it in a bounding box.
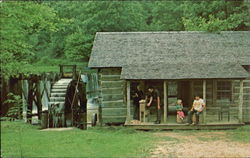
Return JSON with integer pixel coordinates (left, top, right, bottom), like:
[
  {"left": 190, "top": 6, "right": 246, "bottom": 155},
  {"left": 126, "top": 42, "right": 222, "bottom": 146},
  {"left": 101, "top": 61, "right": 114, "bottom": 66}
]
[
  {"left": 126, "top": 80, "right": 131, "bottom": 122},
  {"left": 190, "top": 81, "right": 194, "bottom": 106},
  {"left": 203, "top": 80, "right": 207, "bottom": 124},
  {"left": 73, "top": 65, "right": 77, "bottom": 79},
  {"left": 238, "top": 80, "right": 243, "bottom": 123},
  {"left": 59, "top": 65, "right": 63, "bottom": 78},
  {"left": 212, "top": 80, "right": 217, "bottom": 106},
  {"left": 36, "top": 80, "right": 42, "bottom": 120},
  {"left": 27, "top": 80, "right": 34, "bottom": 124},
  {"left": 163, "top": 80, "right": 168, "bottom": 122}
]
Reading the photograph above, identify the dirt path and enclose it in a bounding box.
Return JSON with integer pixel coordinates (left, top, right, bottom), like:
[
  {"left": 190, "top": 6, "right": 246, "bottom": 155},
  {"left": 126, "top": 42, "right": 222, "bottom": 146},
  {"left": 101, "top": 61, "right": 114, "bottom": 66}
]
[
  {"left": 151, "top": 131, "right": 250, "bottom": 158},
  {"left": 40, "top": 127, "right": 74, "bottom": 131}
]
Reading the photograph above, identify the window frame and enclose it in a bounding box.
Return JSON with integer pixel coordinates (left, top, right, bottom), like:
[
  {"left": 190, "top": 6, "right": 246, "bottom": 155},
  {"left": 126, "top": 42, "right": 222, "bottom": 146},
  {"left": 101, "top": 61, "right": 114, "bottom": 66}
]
[{"left": 216, "top": 80, "right": 232, "bottom": 102}]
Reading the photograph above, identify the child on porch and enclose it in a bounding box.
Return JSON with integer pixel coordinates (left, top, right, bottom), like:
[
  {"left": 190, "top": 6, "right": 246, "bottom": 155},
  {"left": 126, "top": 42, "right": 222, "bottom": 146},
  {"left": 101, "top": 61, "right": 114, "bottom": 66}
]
[{"left": 176, "top": 99, "right": 185, "bottom": 121}]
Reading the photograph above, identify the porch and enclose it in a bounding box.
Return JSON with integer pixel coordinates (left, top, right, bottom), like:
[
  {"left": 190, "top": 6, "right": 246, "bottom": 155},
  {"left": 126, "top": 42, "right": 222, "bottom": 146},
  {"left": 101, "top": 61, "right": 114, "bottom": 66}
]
[
  {"left": 125, "top": 79, "right": 245, "bottom": 128},
  {"left": 124, "top": 122, "right": 244, "bottom": 130}
]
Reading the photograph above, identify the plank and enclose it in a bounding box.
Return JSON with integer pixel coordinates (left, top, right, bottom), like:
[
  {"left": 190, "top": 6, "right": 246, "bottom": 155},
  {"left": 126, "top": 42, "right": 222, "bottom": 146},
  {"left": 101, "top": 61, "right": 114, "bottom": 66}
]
[
  {"left": 127, "top": 80, "right": 131, "bottom": 121},
  {"left": 125, "top": 123, "right": 244, "bottom": 130},
  {"left": 203, "top": 80, "right": 207, "bottom": 124},
  {"left": 101, "top": 87, "right": 123, "bottom": 94},
  {"left": 233, "top": 87, "right": 250, "bottom": 93},
  {"left": 238, "top": 80, "right": 243, "bottom": 123},
  {"left": 101, "top": 75, "right": 121, "bottom": 81},
  {"left": 102, "top": 116, "right": 126, "bottom": 123},
  {"left": 101, "top": 80, "right": 124, "bottom": 88},
  {"left": 102, "top": 107, "right": 127, "bottom": 116},
  {"left": 100, "top": 68, "right": 121, "bottom": 75},
  {"left": 234, "top": 80, "right": 250, "bottom": 87},
  {"left": 163, "top": 80, "right": 167, "bottom": 122},
  {"left": 102, "top": 100, "right": 125, "bottom": 107},
  {"left": 102, "top": 94, "right": 124, "bottom": 101}
]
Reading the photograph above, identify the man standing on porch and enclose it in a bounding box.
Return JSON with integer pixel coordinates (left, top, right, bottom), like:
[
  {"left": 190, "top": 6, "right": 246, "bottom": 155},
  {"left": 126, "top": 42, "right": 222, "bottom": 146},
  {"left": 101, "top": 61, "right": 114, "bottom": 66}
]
[
  {"left": 187, "top": 95, "right": 206, "bottom": 125},
  {"left": 132, "top": 84, "right": 144, "bottom": 120},
  {"left": 146, "top": 86, "right": 161, "bottom": 124}
]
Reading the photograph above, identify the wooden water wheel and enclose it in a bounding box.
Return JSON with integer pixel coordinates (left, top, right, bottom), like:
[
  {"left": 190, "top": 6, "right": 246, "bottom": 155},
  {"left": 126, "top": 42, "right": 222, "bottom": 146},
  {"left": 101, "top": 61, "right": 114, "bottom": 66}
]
[
  {"left": 49, "top": 78, "right": 87, "bottom": 129},
  {"left": 49, "top": 79, "right": 71, "bottom": 127}
]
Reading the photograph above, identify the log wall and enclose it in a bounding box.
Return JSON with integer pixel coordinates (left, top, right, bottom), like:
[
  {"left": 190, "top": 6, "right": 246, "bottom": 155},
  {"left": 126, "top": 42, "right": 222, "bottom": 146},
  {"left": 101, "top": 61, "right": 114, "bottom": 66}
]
[
  {"left": 233, "top": 79, "right": 250, "bottom": 122},
  {"left": 193, "top": 79, "right": 250, "bottom": 123},
  {"left": 99, "top": 68, "right": 127, "bottom": 124}
]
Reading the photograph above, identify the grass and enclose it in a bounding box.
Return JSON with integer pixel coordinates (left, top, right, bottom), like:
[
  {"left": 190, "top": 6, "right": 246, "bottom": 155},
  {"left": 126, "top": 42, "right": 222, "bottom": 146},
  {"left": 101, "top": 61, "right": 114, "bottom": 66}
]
[
  {"left": 1, "top": 121, "right": 154, "bottom": 158},
  {"left": 227, "top": 125, "right": 250, "bottom": 142},
  {"left": 1, "top": 121, "right": 250, "bottom": 158}
]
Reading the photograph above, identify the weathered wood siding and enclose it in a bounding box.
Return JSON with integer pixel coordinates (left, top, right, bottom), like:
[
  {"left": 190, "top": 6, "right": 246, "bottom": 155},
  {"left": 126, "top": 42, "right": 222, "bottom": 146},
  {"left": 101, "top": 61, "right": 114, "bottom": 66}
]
[
  {"left": 233, "top": 79, "right": 250, "bottom": 122},
  {"left": 99, "top": 68, "right": 126, "bottom": 123},
  {"left": 193, "top": 79, "right": 250, "bottom": 123}
]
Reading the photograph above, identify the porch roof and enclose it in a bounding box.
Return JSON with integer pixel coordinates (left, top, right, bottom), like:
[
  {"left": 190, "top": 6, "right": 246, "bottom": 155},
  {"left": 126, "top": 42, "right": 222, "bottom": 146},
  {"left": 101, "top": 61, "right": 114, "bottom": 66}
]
[{"left": 120, "top": 63, "right": 250, "bottom": 80}]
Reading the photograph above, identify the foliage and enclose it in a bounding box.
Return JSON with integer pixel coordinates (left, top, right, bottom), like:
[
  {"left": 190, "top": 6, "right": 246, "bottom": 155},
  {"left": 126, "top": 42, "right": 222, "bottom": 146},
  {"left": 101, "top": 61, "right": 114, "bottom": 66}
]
[
  {"left": 1, "top": 121, "right": 153, "bottom": 158},
  {"left": 0, "top": 2, "right": 58, "bottom": 78},
  {"left": 149, "top": 1, "right": 184, "bottom": 31},
  {"left": 3, "top": 93, "right": 23, "bottom": 120},
  {"left": 1, "top": 1, "right": 249, "bottom": 78},
  {"left": 182, "top": 1, "right": 250, "bottom": 31}
]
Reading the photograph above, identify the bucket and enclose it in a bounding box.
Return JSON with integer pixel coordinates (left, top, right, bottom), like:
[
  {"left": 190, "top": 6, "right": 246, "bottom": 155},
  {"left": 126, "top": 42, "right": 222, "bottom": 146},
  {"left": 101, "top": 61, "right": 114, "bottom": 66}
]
[{"left": 41, "top": 110, "right": 48, "bottom": 129}]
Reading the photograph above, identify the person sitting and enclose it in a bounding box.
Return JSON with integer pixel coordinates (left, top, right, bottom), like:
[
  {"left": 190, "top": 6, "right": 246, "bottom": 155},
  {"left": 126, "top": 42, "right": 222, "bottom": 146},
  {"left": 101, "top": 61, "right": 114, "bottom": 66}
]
[
  {"left": 176, "top": 99, "right": 185, "bottom": 122},
  {"left": 187, "top": 95, "right": 206, "bottom": 125}
]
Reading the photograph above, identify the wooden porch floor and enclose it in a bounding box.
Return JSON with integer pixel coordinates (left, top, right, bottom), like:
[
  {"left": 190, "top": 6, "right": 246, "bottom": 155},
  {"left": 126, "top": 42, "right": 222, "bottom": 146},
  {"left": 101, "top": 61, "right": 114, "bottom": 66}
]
[{"left": 124, "top": 122, "right": 244, "bottom": 130}]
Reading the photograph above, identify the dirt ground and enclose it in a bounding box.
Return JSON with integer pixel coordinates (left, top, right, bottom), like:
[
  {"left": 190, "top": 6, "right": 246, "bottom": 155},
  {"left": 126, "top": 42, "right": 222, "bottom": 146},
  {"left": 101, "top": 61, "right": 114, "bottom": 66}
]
[
  {"left": 150, "top": 131, "right": 250, "bottom": 158},
  {"left": 40, "top": 127, "right": 74, "bottom": 131}
]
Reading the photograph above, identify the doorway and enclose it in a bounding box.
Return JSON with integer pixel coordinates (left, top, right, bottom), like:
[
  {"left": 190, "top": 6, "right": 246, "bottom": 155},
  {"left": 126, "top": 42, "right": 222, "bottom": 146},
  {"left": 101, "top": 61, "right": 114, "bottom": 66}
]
[{"left": 167, "top": 81, "right": 192, "bottom": 120}]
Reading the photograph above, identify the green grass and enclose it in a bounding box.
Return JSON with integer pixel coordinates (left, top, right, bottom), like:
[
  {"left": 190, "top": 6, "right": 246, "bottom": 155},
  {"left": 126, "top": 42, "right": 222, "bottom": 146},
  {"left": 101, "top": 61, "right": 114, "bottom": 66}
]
[
  {"left": 227, "top": 125, "right": 250, "bottom": 142},
  {"left": 1, "top": 121, "right": 154, "bottom": 158},
  {"left": 2, "top": 121, "right": 250, "bottom": 157}
]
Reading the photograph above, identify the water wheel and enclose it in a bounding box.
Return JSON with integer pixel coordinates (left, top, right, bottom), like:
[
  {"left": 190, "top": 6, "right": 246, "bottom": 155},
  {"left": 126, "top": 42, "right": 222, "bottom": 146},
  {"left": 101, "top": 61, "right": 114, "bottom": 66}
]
[
  {"left": 49, "top": 79, "right": 72, "bottom": 128},
  {"left": 49, "top": 78, "right": 87, "bottom": 129}
]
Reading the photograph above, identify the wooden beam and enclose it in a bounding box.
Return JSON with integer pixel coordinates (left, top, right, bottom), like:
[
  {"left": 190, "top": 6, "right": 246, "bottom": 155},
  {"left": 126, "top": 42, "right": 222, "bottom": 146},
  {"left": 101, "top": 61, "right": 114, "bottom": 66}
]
[
  {"left": 203, "top": 80, "right": 207, "bottom": 124},
  {"left": 163, "top": 80, "right": 168, "bottom": 122},
  {"left": 190, "top": 81, "right": 194, "bottom": 107},
  {"left": 212, "top": 80, "right": 217, "bottom": 106},
  {"left": 126, "top": 80, "right": 131, "bottom": 122},
  {"left": 238, "top": 80, "right": 243, "bottom": 123}
]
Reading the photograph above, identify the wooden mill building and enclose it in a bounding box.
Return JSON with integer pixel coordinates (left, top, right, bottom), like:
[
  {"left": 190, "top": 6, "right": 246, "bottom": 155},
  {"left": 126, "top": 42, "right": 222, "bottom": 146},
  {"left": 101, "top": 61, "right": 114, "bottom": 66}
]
[{"left": 88, "top": 31, "right": 250, "bottom": 129}]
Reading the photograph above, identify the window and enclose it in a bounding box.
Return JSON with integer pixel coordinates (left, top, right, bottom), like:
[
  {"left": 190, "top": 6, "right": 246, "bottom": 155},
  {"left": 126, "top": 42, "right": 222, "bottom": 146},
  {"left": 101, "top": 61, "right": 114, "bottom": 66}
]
[{"left": 217, "top": 81, "right": 232, "bottom": 101}]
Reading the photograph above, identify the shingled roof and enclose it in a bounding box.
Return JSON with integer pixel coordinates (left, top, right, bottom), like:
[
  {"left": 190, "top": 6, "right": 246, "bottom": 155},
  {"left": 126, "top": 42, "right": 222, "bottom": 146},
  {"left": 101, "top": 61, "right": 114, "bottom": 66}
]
[{"left": 88, "top": 31, "right": 250, "bottom": 79}]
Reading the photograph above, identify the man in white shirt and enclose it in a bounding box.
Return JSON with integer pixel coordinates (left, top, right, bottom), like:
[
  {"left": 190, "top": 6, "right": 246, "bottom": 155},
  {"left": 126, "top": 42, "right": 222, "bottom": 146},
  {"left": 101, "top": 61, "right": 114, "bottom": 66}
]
[{"left": 187, "top": 95, "right": 206, "bottom": 125}]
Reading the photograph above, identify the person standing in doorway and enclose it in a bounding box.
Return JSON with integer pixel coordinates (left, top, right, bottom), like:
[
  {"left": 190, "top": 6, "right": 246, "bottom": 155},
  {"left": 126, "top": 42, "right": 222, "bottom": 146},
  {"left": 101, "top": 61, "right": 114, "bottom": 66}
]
[
  {"left": 146, "top": 86, "right": 161, "bottom": 124},
  {"left": 132, "top": 84, "right": 144, "bottom": 120},
  {"left": 187, "top": 95, "right": 206, "bottom": 125}
]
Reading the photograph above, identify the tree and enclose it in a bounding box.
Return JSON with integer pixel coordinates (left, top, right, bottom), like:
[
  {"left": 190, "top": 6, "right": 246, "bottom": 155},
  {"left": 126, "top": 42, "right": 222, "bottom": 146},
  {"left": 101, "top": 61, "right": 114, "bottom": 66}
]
[
  {"left": 181, "top": 1, "right": 250, "bottom": 31},
  {"left": 149, "top": 1, "right": 184, "bottom": 31},
  {"left": 0, "top": 2, "right": 58, "bottom": 78}
]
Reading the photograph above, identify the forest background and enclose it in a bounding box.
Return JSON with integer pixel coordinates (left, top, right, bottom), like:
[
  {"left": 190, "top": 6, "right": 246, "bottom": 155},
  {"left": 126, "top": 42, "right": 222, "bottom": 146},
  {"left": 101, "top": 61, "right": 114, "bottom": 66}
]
[{"left": 1, "top": 1, "right": 250, "bottom": 78}]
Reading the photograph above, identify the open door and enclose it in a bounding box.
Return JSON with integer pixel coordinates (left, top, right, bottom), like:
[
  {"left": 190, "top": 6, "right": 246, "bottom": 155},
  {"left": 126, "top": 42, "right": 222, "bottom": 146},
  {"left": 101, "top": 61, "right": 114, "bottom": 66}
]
[{"left": 167, "top": 81, "right": 192, "bottom": 121}]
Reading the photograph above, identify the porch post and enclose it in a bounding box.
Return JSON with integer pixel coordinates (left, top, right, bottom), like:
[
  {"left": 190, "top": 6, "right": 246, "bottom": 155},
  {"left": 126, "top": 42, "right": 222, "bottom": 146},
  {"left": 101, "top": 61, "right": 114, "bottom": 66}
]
[
  {"left": 126, "top": 80, "right": 131, "bottom": 122},
  {"left": 203, "top": 80, "right": 207, "bottom": 124},
  {"left": 163, "top": 80, "right": 168, "bottom": 122},
  {"left": 238, "top": 80, "right": 243, "bottom": 123}
]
